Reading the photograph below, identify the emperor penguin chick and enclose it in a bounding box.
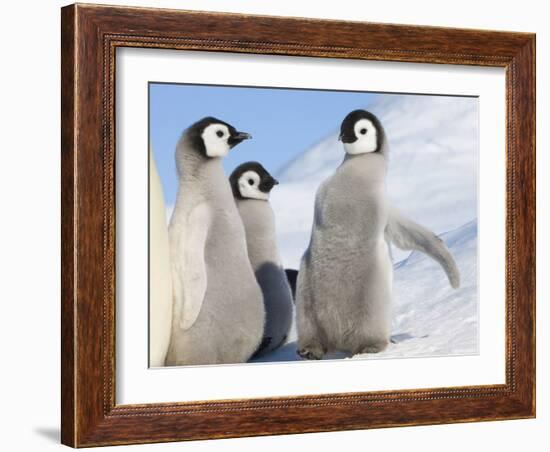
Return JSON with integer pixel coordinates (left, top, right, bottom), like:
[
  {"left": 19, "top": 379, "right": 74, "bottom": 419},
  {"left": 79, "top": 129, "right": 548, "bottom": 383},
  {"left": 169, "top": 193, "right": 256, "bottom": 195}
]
[
  {"left": 165, "top": 117, "right": 265, "bottom": 366},
  {"left": 296, "top": 110, "right": 460, "bottom": 360},
  {"left": 229, "top": 162, "right": 293, "bottom": 355}
]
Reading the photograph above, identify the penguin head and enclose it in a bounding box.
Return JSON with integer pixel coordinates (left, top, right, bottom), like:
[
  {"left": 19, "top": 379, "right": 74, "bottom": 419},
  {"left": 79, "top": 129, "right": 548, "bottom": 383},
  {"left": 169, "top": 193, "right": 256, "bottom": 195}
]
[
  {"left": 185, "top": 116, "right": 252, "bottom": 158},
  {"left": 338, "top": 109, "right": 384, "bottom": 155},
  {"left": 229, "top": 162, "right": 279, "bottom": 201}
]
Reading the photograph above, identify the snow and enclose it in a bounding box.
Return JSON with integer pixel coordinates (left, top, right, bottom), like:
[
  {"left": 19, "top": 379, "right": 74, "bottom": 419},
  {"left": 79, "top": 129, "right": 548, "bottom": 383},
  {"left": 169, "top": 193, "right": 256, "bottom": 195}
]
[{"left": 254, "top": 93, "right": 479, "bottom": 362}]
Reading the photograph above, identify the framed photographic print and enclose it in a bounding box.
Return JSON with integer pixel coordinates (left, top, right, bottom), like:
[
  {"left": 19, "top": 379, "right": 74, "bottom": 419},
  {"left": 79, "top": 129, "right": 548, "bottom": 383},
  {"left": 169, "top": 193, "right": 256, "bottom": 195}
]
[{"left": 61, "top": 3, "right": 536, "bottom": 447}]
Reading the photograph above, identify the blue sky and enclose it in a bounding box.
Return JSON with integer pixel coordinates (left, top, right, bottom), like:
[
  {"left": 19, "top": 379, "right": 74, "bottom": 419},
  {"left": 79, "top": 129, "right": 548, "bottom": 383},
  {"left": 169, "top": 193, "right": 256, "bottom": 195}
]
[{"left": 149, "top": 83, "right": 374, "bottom": 205}]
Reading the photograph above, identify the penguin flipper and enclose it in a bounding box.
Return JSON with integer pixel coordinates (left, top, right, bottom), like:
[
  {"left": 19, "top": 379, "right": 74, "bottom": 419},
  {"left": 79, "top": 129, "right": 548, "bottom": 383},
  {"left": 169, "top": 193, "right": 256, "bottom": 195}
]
[
  {"left": 385, "top": 207, "right": 460, "bottom": 289},
  {"left": 174, "top": 203, "right": 210, "bottom": 330}
]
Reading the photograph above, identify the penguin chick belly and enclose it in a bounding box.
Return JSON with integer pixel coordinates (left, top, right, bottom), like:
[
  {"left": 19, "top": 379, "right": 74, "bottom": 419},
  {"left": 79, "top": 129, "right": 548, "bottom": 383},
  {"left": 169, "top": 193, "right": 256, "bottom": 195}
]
[
  {"left": 182, "top": 213, "right": 265, "bottom": 364},
  {"left": 311, "top": 232, "right": 392, "bottom": 352},
  {"left": 310, "top": 184, "right": 392, "bottom": 353}
]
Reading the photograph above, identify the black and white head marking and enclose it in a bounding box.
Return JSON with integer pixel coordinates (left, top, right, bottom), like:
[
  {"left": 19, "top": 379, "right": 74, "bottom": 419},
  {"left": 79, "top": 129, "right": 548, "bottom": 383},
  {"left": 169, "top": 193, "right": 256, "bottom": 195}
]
[
  {"left": 338, "top": 110, "right": 385, "bottom": 155},
  {"left": 229, "top": 161, "right": 279, "bottom": 201},
  {"left": 185, "top": 116, "right": 252, "bottom": 158}
]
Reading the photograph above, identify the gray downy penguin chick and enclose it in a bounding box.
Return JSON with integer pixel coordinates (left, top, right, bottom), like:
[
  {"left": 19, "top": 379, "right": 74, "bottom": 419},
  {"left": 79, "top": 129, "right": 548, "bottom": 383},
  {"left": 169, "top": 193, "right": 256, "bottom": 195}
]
[
  {"left": 165, "top": 117, "right": 265, "bottom": 366},
  {"left": 296, "top": 109, "right": 460, "bottom": 360},
  {"left": 229, "top": 162, "right": 294, "bottom": 356}
]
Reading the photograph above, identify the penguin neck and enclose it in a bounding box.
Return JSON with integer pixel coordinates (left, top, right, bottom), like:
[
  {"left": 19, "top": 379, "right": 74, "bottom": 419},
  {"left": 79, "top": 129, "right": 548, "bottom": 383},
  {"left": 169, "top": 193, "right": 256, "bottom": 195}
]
[
  {"left": 237, "top": 197, "right": 271, "bottom": 215},
  {"left": 175, "top": 138, "right": 226, "bottom": 186},
  {"left": 342, "top": 137, "right": 389, "bottom": 164},
  {"left": 237, "top": 199, "right": 274, "bottom": 236},
  {"left": 171, "top": 138, "right": 233, "bottom": 225},
  {"left": 342, "top": 151, "right": 388, "bottom": 174},
  {"left": 181, "top": 155, "right": 224, "bottom": 182},
  {"left": 236, "top": 199, "right": 280, "bottom": 267}
]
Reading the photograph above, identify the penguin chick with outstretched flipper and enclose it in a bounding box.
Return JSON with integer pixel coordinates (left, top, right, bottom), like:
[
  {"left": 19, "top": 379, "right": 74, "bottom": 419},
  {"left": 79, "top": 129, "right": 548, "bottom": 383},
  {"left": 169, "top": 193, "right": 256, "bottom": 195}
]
[
  {"left": 229, "top": 162, "right": 293, "bottom": 356},
  {"left": 165, "top": 118, "right": 265, "bottom": 366},
  {"left": 296, "top": 109, "right": 460, "bottom": 360}
]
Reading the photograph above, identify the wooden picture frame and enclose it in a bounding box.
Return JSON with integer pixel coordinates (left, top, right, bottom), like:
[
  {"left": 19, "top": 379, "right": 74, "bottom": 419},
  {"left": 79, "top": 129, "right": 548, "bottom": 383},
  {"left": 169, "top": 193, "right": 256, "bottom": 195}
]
[{"left": 61, "top": 3, "right": 535, "bottom": 447}]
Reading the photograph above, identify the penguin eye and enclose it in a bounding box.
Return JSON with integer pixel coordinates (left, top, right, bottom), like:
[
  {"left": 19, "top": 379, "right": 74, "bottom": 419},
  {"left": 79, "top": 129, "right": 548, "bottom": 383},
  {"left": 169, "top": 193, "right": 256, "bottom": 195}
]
[
  {"left": 248, "top": 179, "right": 254, "bottom": 186},
  {"left": 216, "top": 130, "right": 224, "bottom": 138},
  {"left": 359, "top": 128, "right": 367, "bottom": 135}
]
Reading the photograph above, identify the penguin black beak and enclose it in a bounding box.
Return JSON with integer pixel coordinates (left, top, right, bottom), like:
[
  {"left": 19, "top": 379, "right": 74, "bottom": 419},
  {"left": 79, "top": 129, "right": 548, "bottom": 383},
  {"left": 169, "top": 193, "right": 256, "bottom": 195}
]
[
  {"left": 338, "top": 133, "right": 342, "bottom": 141},
  {"left": 260, "top": 176, "right": 279, "bottom": 193},
  {"left": 228, "top": 131, "right": 252, "bottom": 147}
]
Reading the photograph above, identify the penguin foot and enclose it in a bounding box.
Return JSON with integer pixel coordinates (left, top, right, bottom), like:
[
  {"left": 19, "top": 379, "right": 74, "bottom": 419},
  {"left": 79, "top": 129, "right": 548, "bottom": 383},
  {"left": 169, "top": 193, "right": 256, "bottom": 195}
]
[
  {"left": 297, "top": 346, "right": 324, "bottom": 360},
  {"left": 358, "top": 341, "right": 388, "bottom": 354}
]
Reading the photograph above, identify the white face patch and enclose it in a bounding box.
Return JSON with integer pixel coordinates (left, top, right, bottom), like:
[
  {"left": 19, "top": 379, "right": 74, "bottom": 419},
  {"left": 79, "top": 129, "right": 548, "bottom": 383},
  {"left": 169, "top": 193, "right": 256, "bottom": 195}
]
[
  {"left": 343, "top": 118, "right": 378, "bottom": 155},
  {"left": 201, "top": 123, "right": 231, "bottom": 157},
  {"left": 238, "top": 171, "right": 269, "bottom": 200}
]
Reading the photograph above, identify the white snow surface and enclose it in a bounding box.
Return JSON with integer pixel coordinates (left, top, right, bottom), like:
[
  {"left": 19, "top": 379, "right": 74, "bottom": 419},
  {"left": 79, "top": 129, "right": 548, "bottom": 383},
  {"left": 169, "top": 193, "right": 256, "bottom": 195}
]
[{"left": 254, "top": 93, "right": 479, "bottom": 362}]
